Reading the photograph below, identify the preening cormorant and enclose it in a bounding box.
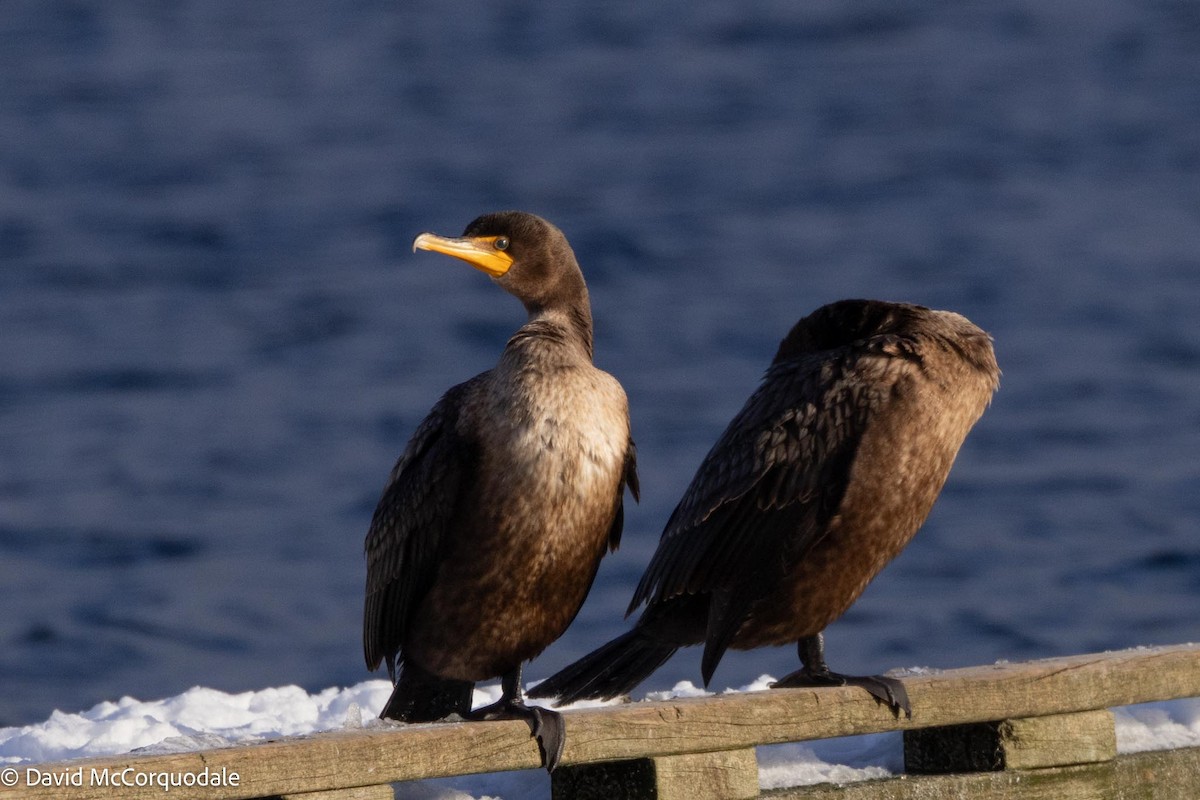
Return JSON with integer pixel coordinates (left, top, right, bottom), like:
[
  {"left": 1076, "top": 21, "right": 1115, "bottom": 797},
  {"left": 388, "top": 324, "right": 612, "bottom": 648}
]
[
  {"left": 530, "top": 300, "right": 998, "bottom": 717},
  {"left": 363, "top": 211, "right": 639, "bottom": 771}
]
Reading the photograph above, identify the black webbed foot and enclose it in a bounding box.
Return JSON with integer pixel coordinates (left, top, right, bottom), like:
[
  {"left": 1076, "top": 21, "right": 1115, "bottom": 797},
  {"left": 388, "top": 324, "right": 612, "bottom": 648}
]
[
  {"left": 465, "top": 668, "right": 566, "bottom": 772},
  {"left": 771, "top": 667, "right": 911, "bottom": 718},
  {"left": 465, "top": 695, "right": 565, "bottom": 772},
  {"left": 771, "top": 634, "right": 913, "bottom": 719}
]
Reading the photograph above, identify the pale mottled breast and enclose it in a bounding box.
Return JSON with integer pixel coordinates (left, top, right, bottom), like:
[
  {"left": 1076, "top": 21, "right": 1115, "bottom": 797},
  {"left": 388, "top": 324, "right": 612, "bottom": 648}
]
[
  {"left": 406, "top": 356, "right": 630, "bottom": 679},
  {"left": 480, "top": 357, "right": 631, "bottom": 507}
]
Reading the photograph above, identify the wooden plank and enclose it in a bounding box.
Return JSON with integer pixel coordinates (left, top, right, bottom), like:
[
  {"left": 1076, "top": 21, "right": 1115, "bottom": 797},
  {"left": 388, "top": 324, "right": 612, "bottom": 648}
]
[
  {"left": 1, "top": 644, "right": 1198, "bottom": 800},
  {"left": 651, "top": 749, "right": 759, "bottom": 800},
  {"left": 904, "top": 710, "right": 1117, "bottom": 772},
  {"left": 559, "top": 644, "right": 1200, "bottom": 764},
  {"left": 1001, "top": 711, "right": 1117, "bottom": 769},
  {"left": 765, "top": 744, "right": 1200, "bottom": 799},
  {"left": 552, "top": 748, "right": 758, "bottom": 800}
]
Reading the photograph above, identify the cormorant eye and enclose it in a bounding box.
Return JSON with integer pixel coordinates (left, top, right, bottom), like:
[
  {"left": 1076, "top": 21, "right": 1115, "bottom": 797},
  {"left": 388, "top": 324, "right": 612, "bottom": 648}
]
[{"left": 494, "top": 237, "right": 510, "bottom": 251}]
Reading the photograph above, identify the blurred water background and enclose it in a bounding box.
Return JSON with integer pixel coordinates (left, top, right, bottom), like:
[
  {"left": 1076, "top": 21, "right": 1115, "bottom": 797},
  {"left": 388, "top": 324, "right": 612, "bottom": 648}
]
[{"left": 2, "top": 0, "right": 1199, "bottom": 727}]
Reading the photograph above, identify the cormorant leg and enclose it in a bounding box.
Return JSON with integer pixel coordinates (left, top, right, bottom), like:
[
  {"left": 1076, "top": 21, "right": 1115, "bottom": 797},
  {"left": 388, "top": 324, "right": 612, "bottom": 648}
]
[
  {"left": 770, "top": 634, "right": 912, "bottom": 719},
  {"left": 463, "top": 666, "right": 566, "bottom": 772}
]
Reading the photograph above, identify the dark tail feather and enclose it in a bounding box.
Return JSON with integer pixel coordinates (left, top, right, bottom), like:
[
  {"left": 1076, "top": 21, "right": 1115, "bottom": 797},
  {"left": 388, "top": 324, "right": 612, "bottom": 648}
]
[
  {"left": 380, "top": 661, "right": 474, "bottom": 723},
  {"left": 528, "top": 629, "right": 678, "bottom": 705}
]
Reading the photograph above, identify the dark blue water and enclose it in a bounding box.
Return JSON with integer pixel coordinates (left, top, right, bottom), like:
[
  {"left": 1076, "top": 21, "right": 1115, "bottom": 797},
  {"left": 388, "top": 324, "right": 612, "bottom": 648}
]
[{"left": 3, "top": 1, "right": 1199, "bottom": 727}]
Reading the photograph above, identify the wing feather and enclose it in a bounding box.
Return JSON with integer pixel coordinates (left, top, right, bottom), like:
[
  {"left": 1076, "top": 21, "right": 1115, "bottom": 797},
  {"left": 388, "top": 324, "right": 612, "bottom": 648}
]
[
  {"left": 362, "top": 378, "right": 480, "bottom": 675},
  {"left": 630, "top": 342, "right": 922, "bottom": 631}
]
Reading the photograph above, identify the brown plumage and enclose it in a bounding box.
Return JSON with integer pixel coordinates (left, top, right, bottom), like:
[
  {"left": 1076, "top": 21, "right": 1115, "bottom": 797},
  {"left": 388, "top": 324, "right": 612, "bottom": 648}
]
[
  {"left": 530, "top": 300, "right": 999, "bottom": 716},
  {"left": 364, "top": 211, "right": 638, "bottom": 770}
]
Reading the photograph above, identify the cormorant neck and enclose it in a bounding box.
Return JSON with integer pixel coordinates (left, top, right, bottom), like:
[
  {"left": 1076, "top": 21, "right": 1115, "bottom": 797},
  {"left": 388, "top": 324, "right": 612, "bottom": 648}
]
[
  {"left": 514, "top": 261, "right": 595, "bottom": 360},
  {"left": 523, "top": 296, "right": 595, "bottom": 361}
]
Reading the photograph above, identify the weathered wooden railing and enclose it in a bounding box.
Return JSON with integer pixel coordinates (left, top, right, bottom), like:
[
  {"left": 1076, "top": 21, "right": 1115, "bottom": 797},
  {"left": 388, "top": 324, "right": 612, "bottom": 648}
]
[{"left": 3, "top": 644, "right": 1198, "bottom": 799}]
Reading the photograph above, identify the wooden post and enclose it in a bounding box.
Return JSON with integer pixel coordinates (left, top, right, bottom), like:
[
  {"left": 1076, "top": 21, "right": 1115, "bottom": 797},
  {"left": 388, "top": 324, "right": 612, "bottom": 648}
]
[
  {"left": 552, "top": 747, "right": 759, "bottom": 800},
  {"left": 903, "top": 710, "right": 1117, "bottom": 773}
]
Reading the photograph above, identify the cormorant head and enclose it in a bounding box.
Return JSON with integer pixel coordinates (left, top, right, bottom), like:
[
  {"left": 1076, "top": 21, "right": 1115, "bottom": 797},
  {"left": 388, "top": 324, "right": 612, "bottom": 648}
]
[{"left": 412, "top": 211, "right": 584, "bottom": 313}]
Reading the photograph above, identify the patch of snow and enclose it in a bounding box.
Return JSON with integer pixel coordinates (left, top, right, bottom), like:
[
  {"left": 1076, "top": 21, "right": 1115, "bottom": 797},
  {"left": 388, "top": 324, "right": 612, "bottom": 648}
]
[{"left": 1114, "top": 699, "right": 1200, "bottom": 754}]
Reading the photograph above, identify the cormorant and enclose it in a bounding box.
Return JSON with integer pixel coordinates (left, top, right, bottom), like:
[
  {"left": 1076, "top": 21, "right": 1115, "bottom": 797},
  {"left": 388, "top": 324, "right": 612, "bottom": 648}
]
[
  {"left": 363, "top": 211, "right": 639, "bottom": 771},
  {"left": 530, "top": 300, "right": 998, "bottom": 717}
]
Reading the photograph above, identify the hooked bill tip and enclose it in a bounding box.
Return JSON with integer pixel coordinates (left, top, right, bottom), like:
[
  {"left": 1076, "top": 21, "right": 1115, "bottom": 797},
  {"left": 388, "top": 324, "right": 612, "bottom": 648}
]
[{"left": 411, "top": 232, "right": 434, "bottom": 253}]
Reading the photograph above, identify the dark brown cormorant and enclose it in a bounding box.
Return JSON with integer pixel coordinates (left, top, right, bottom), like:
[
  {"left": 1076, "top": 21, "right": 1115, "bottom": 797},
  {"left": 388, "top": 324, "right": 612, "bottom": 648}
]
[
  {"left": 530, "top": 300, "right": 998, "bottom": 717},
  {"left": 363, "top": 211, "right": 639, "bottom": 771}
]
